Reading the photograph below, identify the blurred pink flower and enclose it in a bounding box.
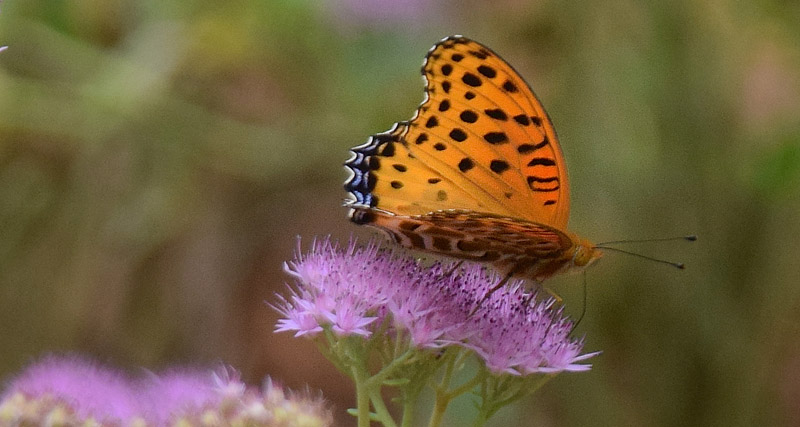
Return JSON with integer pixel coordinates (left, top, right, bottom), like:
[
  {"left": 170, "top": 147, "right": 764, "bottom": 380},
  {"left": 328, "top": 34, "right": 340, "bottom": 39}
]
[
  {"left": 2, "top": 354, "right": 138, "bottom": 422},
  {"left": 0, "top": 355, "right": 332, "bottom": 426},
  {"left": 138, "top": 366, "right": 225, "bottom": 424}
]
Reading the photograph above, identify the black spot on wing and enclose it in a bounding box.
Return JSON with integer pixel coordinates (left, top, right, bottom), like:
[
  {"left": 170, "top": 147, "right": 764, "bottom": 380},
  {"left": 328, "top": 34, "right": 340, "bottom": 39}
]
[
  {"left": 513, "top": 114, "right": 530, "bottom": 125},
  {"left": 490, "top": 160, "right": 510, "bottom": 174},
  {"left": 459, "top": 110, "right": 478, "bottom": 123},
  {"left": 449, "top": 129, "right": 468, "bottom": 142},
  {"left": 502, "top": 80, "right": 518, "bottom": 92},
  {"left": 527, "top": 176, "right": 560, "bottom": 192},
  {"left": 380, "top": 142, "right": 395, "bottom": 157},
  {"left": 483, "top": 132, "right": 508, "bottom": 144},
  {"left": 485, "top": 109, "right": 508, "bottom": 120},
  {"left": 462, "top": 72, "right": 482, "bottom": 87},
  {"left": 458, "top": 157, "right": 475, "bottom": 172},
  {"left": 477, "top": 65, "right": 496, "bottom": 78},
  {"left": 527, "top": 157, "right": 556, "bottom": 167},
  {"left": 368, "top": 156, "right": 380, "bottom": 170},
  {"left": 468, "top": 49, "right": 488, "bottom": 60},
  {"left": 518, "top": 142, "right": 546, "bottom": 154}
]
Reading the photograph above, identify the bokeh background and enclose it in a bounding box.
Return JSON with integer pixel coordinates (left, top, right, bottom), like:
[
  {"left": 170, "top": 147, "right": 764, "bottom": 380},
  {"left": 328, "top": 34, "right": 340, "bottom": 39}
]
[{"left": 2, "top": 1, "right": 800, "bottom": 425}]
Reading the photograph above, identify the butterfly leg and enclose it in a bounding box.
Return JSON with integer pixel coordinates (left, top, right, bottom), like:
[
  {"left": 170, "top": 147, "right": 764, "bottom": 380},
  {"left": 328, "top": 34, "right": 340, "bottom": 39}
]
[
  {"left": 517, "top": 283, "right": 563, "bottom": 312},
  {"left": 569, "top": 271, "right": 589, "bottom": 335},
  {"left": 442, "top": 260, "right": 464, "bottom": 278},
  {"left": 469, "top": 272, "right": 513, "bottom": 316},
  {"left": 543, "top": 287, "right": 563, "bottom": 303}
]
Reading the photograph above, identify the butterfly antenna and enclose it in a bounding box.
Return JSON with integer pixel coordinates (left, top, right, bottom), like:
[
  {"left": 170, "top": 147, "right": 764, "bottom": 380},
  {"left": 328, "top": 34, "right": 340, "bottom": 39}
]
[
  {"left": 593, "top": 246, "right": 686, "bottom": 269},
  {"left": 596, "top": 235, "right": 697, "bottom": 246},
  {"left": 570, "top": 271, "right": 589, "bottom": 334}
]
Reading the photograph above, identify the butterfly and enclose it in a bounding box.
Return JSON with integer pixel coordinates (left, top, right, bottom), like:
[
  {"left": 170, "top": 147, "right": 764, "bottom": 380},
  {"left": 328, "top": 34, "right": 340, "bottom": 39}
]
[{"left": 344, "top": 35, "right": 602, "bottom": 288}]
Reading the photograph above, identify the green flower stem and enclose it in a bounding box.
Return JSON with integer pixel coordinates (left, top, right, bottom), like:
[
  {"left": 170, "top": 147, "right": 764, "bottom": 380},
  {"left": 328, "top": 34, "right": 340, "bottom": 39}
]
[
  {"left": 365, "top": 350, "right": 417, "bottom": 426},
  {"left": 471, "top": 409, "right": 490, "bottom": 427},
  {"left": 352, "top": 364, "right": 373, "bottom": 427},
  {"left": 399, "top": 392, "right": 417, "bottom": 427},
  {"left": 508, "top": 375, "right": 552, "bottom": 405},
  {"left": 427, "top": 350, "right": 458, "bottom": 427},
  {"left": 474, "top": 376, "right": 499, "bottom": 423},
  {"left": 438, "top": 350, "right": 458, "bottom": 389},
  {"left": 317, "top": 331, "right": 348, "bottom": 376},
  {"left": 392, "top": 327, "right": 407, "bottom": 356},
  {"left": 369, "top": 388, "right": 398, "bottom": 427},
  {"left": 446, "top": 370, "right": 487, "bottom": 399},
  {"left": 399, "top": 352, "right": 446, "bottom": 427},
  {"left": 369, "top": 320, "right": 392, "bottom": 358},
  {"left": 428, "top": 351, "right": 488, "bottom": 427},
  {"left": 475, "top": 375, "right": 555, "bottom": 423},
  {"left": 351, "top": 348, "right": 418, "bottom": 427},
  {"left": 343, "top": 335, "right": 397, "bottom": 427},
  {"left": 428, "top": 389, "right": 449, "bottom": 427},
  {"left": 367, "top": 349, "right": 416, "bottom": 387}
]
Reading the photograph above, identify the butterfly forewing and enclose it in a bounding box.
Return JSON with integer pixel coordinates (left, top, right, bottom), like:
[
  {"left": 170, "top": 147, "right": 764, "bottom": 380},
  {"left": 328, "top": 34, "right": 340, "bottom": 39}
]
[
  {"left": 347, "top": 123, "right": 497, "bottom": 215},
  {"left": 344, "top": 36, "right": 592, "bottom": 282},
  {"left": 408, "top": 36, "right": 570, "bottom": 228}
]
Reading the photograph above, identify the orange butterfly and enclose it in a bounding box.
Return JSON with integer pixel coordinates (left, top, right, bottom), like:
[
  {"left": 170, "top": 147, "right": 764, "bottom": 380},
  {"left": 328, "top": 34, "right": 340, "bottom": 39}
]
[{"left": 344, "top": 36, "right": 602, "bottom": 287}]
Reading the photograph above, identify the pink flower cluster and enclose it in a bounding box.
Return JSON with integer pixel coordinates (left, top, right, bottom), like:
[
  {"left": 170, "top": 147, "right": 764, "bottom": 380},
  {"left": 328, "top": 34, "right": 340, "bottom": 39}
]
[
  {"left": 274, "top": 238, "right": 597, "bottom": 375},
  {"left": 0, "top": 355, "right": 331, "bottom": 426}
]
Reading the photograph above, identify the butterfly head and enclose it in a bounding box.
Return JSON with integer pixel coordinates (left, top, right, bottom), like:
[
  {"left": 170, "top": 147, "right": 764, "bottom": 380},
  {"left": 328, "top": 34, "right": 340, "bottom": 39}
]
[{"left": 571, "top": 239, "right": 603, "bottom": 270}]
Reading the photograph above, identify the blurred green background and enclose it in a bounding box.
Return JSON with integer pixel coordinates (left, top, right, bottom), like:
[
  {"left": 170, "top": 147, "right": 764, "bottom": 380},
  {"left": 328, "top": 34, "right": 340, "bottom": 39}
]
[{"left": 2, "top": 0, "right": 800, "bottom": 425}]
